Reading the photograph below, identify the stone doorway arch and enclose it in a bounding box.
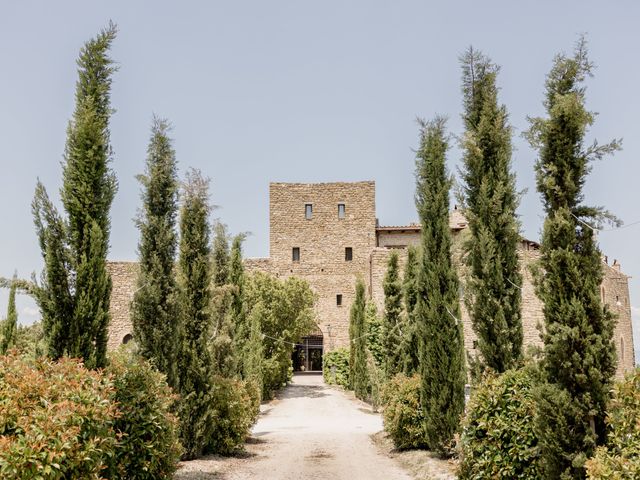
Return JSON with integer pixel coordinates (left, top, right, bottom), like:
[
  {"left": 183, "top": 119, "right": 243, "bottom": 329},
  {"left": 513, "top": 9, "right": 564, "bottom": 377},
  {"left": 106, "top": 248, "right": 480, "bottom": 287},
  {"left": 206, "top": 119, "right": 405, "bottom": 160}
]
[{"left": 293, "top": 323, "right": 324, "bottom": 372}]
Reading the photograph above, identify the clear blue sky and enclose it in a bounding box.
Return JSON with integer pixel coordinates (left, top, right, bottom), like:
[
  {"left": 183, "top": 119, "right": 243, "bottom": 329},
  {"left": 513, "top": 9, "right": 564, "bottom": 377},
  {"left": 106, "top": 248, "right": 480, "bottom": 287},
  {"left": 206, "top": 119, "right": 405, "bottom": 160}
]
[{"left": 1, "top": 1, "right": 639, "bottom": 361}]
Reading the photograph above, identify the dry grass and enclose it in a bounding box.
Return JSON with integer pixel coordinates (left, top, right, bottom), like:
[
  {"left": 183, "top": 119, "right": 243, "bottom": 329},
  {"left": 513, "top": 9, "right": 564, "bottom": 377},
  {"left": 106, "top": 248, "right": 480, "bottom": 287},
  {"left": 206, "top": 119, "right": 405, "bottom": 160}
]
[{"left": 371, "top": 431, "right": 458, "bottom": 480}]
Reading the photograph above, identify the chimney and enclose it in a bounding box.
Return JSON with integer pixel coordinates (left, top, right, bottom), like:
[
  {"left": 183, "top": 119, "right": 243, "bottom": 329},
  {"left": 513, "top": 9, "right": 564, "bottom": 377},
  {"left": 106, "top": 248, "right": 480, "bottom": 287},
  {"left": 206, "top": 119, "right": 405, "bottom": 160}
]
[{"left": 612, "top": 259, "right": 621, "bottom": 272}]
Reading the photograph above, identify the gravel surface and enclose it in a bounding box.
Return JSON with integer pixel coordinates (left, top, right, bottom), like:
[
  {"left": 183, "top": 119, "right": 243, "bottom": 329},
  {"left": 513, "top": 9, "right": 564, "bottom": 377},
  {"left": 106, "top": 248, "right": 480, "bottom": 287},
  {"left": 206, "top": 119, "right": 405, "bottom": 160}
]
[{"left": 176, "top": 373, "right": 411, "bottom": 480}]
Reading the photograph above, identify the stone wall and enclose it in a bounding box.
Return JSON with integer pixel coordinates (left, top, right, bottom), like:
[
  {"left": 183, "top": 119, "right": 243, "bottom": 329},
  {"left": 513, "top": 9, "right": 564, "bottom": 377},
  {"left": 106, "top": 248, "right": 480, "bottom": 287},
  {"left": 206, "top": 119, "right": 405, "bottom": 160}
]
[
  {"left": 106, "top": 262, "right": 139, "bottom": 350},
  {"left": 368, "top": 233, "right": 635, "bottom": 377}
]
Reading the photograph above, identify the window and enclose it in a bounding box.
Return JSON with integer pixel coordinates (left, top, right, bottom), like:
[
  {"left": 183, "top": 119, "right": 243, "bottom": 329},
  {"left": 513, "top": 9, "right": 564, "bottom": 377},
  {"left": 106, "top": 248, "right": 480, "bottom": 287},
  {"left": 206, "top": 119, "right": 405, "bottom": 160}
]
[
  {"left": 305, "top": 203, "right": 313, "bottom": 219},
  {"left": 345, "top": 247, "right": 353, "bottom": 261},
  {"left": 336, "top": 294, "right": 343, "bottom": 306},
  {"left": 338, "top": 203, "right": 345, "bottom": 219},
  {"left": 292, "top": 247, "right": 300, "bottom": 262},
  {"left": 122, "top": 334, "right": 133, "bottom": 345}
]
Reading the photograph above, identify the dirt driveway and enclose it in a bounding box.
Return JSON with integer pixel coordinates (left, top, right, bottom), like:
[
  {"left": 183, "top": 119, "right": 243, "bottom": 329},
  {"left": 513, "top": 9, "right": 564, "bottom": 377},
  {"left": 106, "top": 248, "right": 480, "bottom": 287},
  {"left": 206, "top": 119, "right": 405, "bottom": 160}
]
[{"left": 177, "top": 373, "right": 411, "bottom": 480}]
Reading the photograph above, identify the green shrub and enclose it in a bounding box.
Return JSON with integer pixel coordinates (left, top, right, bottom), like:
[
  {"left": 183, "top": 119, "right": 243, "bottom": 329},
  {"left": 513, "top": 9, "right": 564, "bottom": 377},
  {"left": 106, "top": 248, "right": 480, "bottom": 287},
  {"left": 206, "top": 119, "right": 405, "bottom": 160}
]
[
  {"left": 0, "top": 354, "right": 117, "bottom": 479},
  {"left": 105, "top": 351, "right": 182, "bottom": 479},
  {"left": 383, "top": 374, "right": 427, "bottom": 449},
  {"left": 586, "top": 368, "right": 640, "bottom": 479},
  {"left": 206, "top": 376, "right": 256, "bottom": 455},
  {"left": 459, "top": 368, "right": 542, "bottom": 479},
  {"left": 323, "top": 348, "right": 350, "bottom": 388}
]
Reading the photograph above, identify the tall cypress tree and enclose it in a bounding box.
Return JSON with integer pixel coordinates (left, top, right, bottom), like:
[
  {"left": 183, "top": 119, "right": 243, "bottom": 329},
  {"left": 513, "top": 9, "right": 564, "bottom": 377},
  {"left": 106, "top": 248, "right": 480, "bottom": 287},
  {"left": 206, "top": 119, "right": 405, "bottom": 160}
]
[
  {"left": 351, "top": 279, "right": 369, "bottom": 400},
  {"left": 177, "top": 169, "right": 215, "bottom": 459},
  {"left": 460, "top": 47, "right": 522, "bottom": 374},
  {"left": 229, "top": 235, "right": 248, "bottom": 374},
  {"left": 0, "top": 274, "right": 18, "bottom": 354},
  {"left": 525, "top": 39, "right": 619, "bottom": 479},
  {"left": 401, "top": 245, "right": 420, "bottom": 374},
  {"left": 131, "top": 117, "right": 180, "bottom": 389},
  {"left": 383, "top": 250, "right": 403, "bottom": 377},
  {"left": 414, "top": 117, "right": 466, "bottom": 456},
  {"left": 31, "top": 23, "right": 117, "bottom": 369},
  {"left": 365, "top": 301, "right": 384, "bottom": 368},
  {"left": 212, "top": 222, "right": 230, "bottom": 287}
]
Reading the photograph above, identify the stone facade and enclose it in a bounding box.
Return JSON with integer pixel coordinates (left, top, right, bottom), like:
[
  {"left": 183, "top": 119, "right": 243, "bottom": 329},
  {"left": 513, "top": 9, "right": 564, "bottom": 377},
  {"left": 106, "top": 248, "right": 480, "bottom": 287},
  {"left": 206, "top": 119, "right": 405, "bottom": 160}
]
[{"left": 106, "top": 181, "right": 636, "bottom": 377}]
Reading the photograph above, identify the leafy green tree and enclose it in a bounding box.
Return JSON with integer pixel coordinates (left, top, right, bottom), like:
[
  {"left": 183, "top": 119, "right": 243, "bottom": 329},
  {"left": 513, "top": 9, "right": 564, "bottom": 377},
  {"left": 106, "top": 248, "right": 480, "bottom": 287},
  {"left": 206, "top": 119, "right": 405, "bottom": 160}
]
[
  {"left": 0, "top": 274, "right": 18, "bottom": 354},
  {"left": 414, "top": 117, "right": 466, "bottom": 456},
  {"left": 243, "top": 272, "right": 315, "bottom": 399},
  {"left": 460, "top": 47, "right": 522, "bottom": 374},
  {"left": 525, "top": 38, "right": 619, "bottom": 479},
  {"left": 176, "top": 169, "right": 215, "bottom": 459},
  {"left": 350, "top": 279, "right": 369, "bottom": 400},
  {"left": 366, "top": 301, "right": 384, "bottom": 367},
  {"left": 131, "top": 117, "right": 180, "bottom": 389},
  {"left": 401, "top": 245, "right": 420, "bottom": 374},
  {"left": 383, "top": 251, "right": 404, "bottom": 378},
  {"left": 31, "top": 23, "right": 118, "bottom": 369},
  {"left": 243, "top": 302, "right": 264, "bottom": 394}
]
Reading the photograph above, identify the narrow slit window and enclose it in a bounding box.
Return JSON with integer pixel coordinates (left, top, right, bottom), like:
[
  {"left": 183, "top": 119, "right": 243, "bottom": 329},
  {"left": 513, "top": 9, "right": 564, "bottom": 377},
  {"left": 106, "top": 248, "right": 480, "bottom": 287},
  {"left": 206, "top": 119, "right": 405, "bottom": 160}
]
[
  {"left": 305, "top": 203, "right": 313, "bottom": 219},
  {"left": 292, "top": 247, "right": 300, "bottom": 262},
  {"left": 345, "top": 247, "right": 353, "bottom": 261},
  {"left": 338, "top": 203, "right": 346, "bottom": 219},
  {"left": 336, "top": 294, "right": 343, "bottom": 306}
]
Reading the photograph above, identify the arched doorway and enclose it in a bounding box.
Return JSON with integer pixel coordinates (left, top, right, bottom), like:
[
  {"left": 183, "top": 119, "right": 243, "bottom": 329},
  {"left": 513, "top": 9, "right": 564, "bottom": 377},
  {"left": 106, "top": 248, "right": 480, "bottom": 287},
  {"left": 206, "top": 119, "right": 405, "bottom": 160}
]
[{"left": 293, "top": 324, "right": 323, "bottom": 372}]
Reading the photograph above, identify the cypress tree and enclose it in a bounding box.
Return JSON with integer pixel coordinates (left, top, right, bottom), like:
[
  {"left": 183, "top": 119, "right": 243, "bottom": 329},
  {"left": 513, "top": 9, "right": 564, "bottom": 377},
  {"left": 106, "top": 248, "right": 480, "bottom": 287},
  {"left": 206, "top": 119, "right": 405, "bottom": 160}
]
[
  {"left": 229, "top": 234, "right": 247, "bottom": 360},
  {"left": 0, "top": 274, "right": 18, "bottom": 354},
  {"left": 351, "top": 279, "right": 369, "bottom": 400},
  {"left": 212, "top": 222, "right": 230, "bottom": 287},
  {"left": 243, "top": 302, "right": 264, "bottom": 393},
  {"left": 31, "top": 23, "right": 117, "bottom": 369},
  {"left": 401, "top": 245, "right": 420, "bottom": 374},
  {"left": 177, "top": 169, "right": 215, "bottom": 459},
  {"left": 525, "top": 38, "right": 619, "bottom": 479},
  {"left": 383, "top": 250, "right": 403, "bottom": 377},
  {"left": 414, "top": 117, "right": 466, "bottom": 456},
  {"left": 460, "top": 47, "right": 523, "bottom": 374},
  {"left": 131, "top": 117, "right": 180, "bottom": 389},
  {"left": 366, "top": 301, "right": 384, "bottom": 368}
]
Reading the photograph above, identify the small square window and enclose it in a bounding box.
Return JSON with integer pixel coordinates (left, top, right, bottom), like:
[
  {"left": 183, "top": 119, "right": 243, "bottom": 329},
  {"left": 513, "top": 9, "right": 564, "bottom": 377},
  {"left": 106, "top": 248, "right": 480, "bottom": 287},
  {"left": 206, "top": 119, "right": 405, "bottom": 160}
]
[
  {"left": 338, "top": 203, "right": 345, "bottom": 219},
  {"left": 305, "top": 203, "right": 313, "bottom": 219},
  {"left": 336, "top": 294, "right": 343, "bottom": 306},
  {"left": 292, "top": 247, "right": 300, "bottom": 262},
  {"left": 345, "top": 247, "right": 353, "bottom": 261}
]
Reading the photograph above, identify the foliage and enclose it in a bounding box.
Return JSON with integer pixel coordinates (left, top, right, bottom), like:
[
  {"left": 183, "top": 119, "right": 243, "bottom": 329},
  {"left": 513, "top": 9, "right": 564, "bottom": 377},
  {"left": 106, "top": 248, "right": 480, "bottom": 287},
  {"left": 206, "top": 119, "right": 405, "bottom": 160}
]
[
  {"left": 244, "top": 272, "right": 315, "bottom": 399},
  {"left": 230, "top": 234, "right": 248, "bottom": 373},
  {"left": 525, "top": 38, "right": 619, "bottom": 479},
  {"left": 460, "top": 47, "right": 523, "bottom": 375},
  {"left": 131, "top": 117, "right": 181, "bottom": 390},
  {"left": 31, "top": 23, "right": 118, "bottom": 369},
  {"left": 243, "top": 302, "right": 264, "bottom": 397},
  {"left": 13, "top": 322, "right": 46, "bottom": 359},
  {"left": 401, "top": 245, "right": 420, "bottom": 375},
  {"left": 205, "top": 375, "right": 256, "bottom": 455},
  {"left": 322, "top": 347, "right": 350, "bottom": 388},
  {"left": 414, "top": 117, "right": 466, "bottom": 456},
  {"left": 104, "top": 351, "right": 181, "bottom": 479},
  {"left": 368, "top": 352, "right": 385, "bottom": 413},
  {"left": 176, "top": 169, "right": 216, "bottom": 460},
  {"left": 210, "top": 284, "right": 238, "bottom": 377},
  {"left": 212, "top": 222, "right": 230, "bottom": 287},
  {"left": 365, "top": 301, "right": 384, "bottom": 367},
  {"left": 382, "top": 374, "right": 427, "bottom": 450},
  {"left": 383, "top": 251, "right": 403, "bottom": 378},
  {"left": 350, "top": 279, "right": 369, "bottom": 401},
  {"left": 0, "top": 354, "right": 117, "bottom": 479},
  {"left": 0, "top": 275, "right": 18, "bottom": 354},
  {"left": 459, "top": 368, "right": 542, "bottom": 479},
  {"left": 586, "top": 368, "right": 640, "bottom": 479}
]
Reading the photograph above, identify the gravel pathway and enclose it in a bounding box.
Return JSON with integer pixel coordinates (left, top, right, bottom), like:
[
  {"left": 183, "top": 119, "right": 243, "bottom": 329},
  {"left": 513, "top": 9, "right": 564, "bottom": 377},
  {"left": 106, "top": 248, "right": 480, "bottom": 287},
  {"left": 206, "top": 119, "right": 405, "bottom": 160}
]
[{"left": 177, "top": 373, "right": 411, "bottom": 480}]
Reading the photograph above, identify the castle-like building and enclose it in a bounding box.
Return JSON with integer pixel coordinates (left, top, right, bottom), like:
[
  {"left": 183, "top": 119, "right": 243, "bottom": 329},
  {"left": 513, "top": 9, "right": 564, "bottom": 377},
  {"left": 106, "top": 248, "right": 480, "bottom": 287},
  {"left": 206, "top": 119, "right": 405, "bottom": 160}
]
[{"left": 107, "top": 181, "right": 636, "bottom": 377}]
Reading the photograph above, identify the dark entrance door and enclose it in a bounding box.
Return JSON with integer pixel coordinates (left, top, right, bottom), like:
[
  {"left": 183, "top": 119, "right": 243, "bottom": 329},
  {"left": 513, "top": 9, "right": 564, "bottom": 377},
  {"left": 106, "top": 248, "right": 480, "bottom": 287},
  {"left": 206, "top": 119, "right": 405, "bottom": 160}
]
[{"left": 293, "top": 335, "right": 323, "bottom": 372}]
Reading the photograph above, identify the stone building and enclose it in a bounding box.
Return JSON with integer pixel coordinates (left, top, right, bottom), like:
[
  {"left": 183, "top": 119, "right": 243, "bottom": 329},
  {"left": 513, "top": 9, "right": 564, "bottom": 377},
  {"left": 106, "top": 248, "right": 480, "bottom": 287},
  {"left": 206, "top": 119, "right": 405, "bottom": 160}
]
[{"left": 107, "top": 181, "right": 636, "bottom": 377}]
